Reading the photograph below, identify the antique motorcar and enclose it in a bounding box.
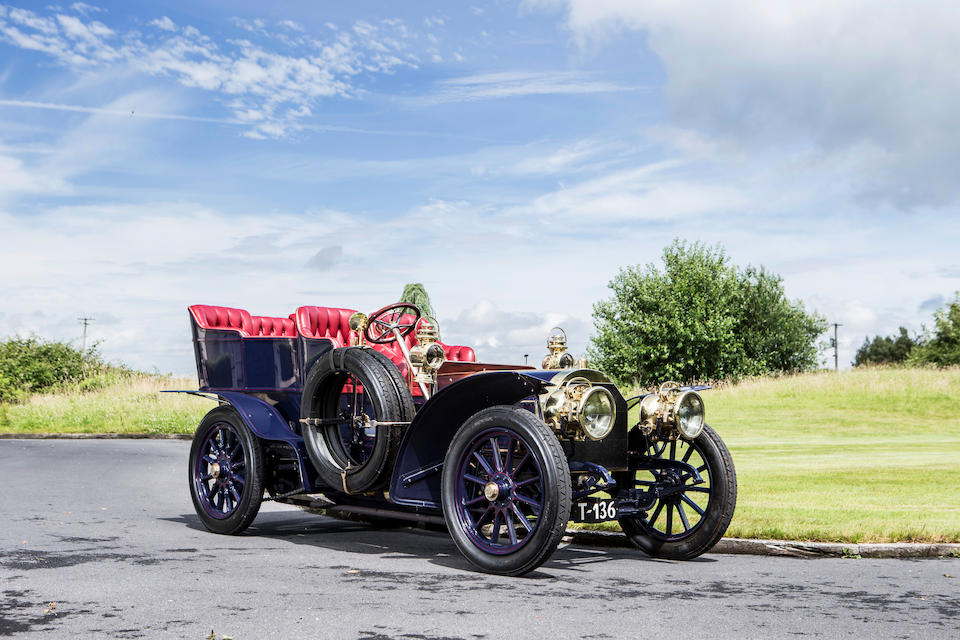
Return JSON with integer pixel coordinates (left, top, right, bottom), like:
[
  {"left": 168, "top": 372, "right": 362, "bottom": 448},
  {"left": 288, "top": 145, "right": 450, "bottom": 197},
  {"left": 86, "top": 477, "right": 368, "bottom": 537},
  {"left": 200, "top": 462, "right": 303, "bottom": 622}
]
[{"left": 171, "top": 302, "right": 737, "bottom": 576}]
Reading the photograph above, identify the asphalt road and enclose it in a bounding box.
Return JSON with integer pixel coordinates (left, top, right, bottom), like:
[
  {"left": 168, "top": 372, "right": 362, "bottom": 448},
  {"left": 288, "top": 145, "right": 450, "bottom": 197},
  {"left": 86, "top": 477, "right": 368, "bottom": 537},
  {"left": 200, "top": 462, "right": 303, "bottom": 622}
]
[{"left": 1, "top": 439, "right": 957, "bottom": 639}]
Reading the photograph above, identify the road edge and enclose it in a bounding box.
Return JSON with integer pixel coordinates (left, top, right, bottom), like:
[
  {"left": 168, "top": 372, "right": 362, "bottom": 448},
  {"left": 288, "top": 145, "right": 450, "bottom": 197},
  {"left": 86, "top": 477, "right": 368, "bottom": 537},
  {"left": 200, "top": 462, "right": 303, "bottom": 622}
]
[{"left": 567, "top": 529, "right": 960, "bottom": 559}]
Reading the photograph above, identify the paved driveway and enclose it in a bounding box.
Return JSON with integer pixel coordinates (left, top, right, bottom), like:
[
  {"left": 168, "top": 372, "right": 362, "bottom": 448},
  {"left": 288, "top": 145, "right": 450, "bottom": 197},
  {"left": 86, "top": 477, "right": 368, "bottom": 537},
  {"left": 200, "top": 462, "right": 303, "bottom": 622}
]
[{"left": 1, "top": 439, "right": 957, "bottom": 639}]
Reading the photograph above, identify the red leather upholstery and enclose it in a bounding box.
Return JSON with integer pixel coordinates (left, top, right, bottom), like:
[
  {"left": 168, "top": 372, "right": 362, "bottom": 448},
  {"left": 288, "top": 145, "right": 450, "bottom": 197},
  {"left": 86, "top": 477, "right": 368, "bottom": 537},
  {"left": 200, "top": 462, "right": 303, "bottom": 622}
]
[
  {"left": 443, "top": 344, "right": 477, "bottom": 362},
  {"left": 250, "top": 315, "right": 297, "bottom": 337},
  {"left": 189, "top": 305, "right": 253, "bottom": 336},
  {"left": 295, "top": 306, "right": 358, "bottom": 346}
]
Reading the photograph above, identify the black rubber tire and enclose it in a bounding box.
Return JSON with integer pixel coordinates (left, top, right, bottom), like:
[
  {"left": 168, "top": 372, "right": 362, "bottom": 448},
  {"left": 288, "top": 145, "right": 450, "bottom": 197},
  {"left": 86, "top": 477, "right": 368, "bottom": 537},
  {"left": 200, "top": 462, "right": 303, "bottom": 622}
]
[
  {"left": 618, "top": 425, "right": 737, "bottom": 560},
  {"left": 188, "top": 406, "right": 265, "bottom": 535},
  {"left": 441, "top": 405, "right": 571, "bottom": 576},
  {"left": 301, "top": 347, "right": 414, "bottom": 494}
]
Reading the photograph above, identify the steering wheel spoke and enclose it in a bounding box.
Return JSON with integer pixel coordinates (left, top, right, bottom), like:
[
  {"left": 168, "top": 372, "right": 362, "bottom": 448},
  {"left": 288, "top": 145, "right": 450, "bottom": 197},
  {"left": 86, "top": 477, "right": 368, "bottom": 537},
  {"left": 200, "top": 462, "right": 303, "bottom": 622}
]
[{"left": 364, "top": 303, "right": 422, "bottom": 345}]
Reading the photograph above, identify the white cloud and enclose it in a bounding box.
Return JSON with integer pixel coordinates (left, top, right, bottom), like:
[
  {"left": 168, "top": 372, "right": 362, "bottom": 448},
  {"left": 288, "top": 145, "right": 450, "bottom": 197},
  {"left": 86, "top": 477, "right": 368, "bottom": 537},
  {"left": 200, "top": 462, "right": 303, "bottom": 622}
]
[
  {"left": 540, "top": 0, "right": 960, "bottom": 207},
  {"left": 424, "top": 70, "right": 640, "bottom": 103},
  {"left": 276, "top": 19, "right": 303, "bottom": 31},
  {"left": 149, "top": 16, "right": 176, "bottom": 32},
  {"left": 0, "top": 6, "right": 423, "bottom": 138}
]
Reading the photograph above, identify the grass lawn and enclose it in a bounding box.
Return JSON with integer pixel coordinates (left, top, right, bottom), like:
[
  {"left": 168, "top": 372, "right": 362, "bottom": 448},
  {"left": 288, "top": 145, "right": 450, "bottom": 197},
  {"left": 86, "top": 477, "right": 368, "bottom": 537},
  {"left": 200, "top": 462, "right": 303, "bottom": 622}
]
[
  {"left": 0, "top": 374, "right": 209, "bottom": 435},
  {"left": 1, "top": 366, "right": 958, "bottom": 543}
]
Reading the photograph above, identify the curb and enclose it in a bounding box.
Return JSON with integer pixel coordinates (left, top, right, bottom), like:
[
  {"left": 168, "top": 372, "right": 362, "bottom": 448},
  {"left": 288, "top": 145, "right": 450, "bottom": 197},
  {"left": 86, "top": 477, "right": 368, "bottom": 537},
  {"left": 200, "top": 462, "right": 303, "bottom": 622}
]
[
  {"left": 567, "top": 529, "right": 960, "bottom": 559},
  {"left": 0, "top": 433, "right": 192, "bottom": 440}
]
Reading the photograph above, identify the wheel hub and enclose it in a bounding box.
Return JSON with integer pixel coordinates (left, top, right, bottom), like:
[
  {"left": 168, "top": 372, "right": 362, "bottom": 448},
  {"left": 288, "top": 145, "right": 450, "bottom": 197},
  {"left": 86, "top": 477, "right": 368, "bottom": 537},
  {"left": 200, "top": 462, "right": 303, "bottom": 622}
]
[
  {"left": 210, "top": 462, "right": 221, "bottom": 479},
  {"left": 485, "top": 474, "right": 514, "bottom": 506}
]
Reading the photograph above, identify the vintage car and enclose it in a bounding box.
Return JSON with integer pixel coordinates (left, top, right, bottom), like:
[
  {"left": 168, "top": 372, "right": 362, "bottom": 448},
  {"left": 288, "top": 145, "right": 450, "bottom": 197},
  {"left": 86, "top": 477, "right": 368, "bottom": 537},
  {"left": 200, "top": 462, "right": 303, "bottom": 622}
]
[{"left": 170, "top": 302, "right": 737, "bottom": 576}]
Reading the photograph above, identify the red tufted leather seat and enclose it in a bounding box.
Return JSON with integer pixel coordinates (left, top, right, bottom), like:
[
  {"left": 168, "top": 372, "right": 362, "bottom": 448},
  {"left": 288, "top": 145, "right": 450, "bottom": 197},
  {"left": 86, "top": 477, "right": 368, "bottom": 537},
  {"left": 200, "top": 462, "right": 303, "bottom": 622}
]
[
  {"left": 189, "top": 305, "right": 253, "bottom": 336},
  {"left": 295, "top": 306, "right": 358, "bottom": 347},
  {"left": 250, "top": 315, "right": 297, "bottom": 337}
]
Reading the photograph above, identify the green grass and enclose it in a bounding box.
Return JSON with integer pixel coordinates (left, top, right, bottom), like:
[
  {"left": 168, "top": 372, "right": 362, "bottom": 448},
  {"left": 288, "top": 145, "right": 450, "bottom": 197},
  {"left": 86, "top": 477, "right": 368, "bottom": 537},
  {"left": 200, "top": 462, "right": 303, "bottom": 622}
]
[
  {"left": 1, "top": 366, "right": 958, "bottom": 543},
  {"left": 0, "top": 373, "right": 210, "bottom": 434},
  {"left": 708, "top": 367, "right": 960, "bottom": 543}
]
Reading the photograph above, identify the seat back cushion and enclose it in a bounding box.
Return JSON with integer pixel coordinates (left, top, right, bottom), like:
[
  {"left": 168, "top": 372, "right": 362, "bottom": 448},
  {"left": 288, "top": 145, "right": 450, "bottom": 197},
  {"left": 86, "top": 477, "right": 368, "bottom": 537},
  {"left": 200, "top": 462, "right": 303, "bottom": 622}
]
[
  {"left": 295, "top": 306, "right": 358, "bottom": 347},
  {"left": 189, "top": 305, "right": 253, "bottom": 336},
  {"left": 250, "top": 315, "right": 297, "bottom": 337}
]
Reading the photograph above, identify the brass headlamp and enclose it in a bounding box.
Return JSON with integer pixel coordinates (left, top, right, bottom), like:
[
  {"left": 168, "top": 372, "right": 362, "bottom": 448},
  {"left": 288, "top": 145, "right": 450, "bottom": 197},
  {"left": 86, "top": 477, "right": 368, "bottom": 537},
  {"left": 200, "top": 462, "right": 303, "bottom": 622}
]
[
  {"left": 409, "top": 318, "right": 445, "bottom": 379},
  {"left": 542, "top": 326, "right": 576, "bottom": 370},
  {"left": 639, "top": 381, "right": 705, "bottom": 440},
  {"left": 543, "top": 377, "right": 616, "bottom": 441}
]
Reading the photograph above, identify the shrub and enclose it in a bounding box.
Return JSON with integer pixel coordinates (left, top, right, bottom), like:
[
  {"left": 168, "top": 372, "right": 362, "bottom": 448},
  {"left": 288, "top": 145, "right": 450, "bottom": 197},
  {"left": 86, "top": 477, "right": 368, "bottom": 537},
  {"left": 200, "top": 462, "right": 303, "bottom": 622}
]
[
  {"left": 910, "top": 293, "right": 960, "bottom": 367},
  {"left": 853, "top": 327, "right": 916, "bottom": 366},
  {"left": 0, "top": 336, "right": 101, "bottom": 403}
]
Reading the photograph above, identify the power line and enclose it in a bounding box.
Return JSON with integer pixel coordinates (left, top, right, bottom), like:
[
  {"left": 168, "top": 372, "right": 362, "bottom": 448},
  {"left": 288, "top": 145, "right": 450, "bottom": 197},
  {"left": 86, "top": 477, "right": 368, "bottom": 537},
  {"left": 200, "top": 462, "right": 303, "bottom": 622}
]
[{"left": 78, "top": 317, "right": 95, "bottom": 354}]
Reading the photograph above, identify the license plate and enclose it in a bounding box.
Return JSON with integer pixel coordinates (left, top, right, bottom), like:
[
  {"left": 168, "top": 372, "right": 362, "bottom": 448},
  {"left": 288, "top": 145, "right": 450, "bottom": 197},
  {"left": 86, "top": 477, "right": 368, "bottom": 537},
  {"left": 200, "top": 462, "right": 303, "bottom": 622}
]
[{"left": 572, "top": 498, "right": 618, "bottom": 523}]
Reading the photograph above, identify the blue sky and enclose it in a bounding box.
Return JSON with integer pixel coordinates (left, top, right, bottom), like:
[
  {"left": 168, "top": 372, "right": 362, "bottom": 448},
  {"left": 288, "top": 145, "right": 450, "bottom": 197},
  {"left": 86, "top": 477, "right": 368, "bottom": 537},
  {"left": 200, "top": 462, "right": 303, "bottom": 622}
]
[{"left": 1, "top": 0, "right": 958, "bottom": 374}]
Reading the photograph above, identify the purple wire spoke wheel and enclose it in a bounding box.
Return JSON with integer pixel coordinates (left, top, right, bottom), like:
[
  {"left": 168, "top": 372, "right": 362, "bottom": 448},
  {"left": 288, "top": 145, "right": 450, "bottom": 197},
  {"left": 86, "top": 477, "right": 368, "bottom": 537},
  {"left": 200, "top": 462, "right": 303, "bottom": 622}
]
[
  {"left": 454, "top": 428, "right": 545, "bottom": 555},
  {"left": 194, "top": 422, "right": 248, "bottom": 519}
]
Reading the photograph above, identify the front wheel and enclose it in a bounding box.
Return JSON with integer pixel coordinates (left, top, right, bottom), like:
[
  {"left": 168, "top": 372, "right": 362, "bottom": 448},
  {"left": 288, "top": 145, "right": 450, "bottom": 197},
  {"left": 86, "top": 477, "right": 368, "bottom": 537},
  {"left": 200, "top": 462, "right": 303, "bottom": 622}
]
[
  {"left": 441, "top": 406, "right": 571, "bottom": 576},
  {"left": 188, "top": 407, "right": 265, "bottom": 535},
  {"left": 616, "top": 425, "right": 737, "bottom": 560}
]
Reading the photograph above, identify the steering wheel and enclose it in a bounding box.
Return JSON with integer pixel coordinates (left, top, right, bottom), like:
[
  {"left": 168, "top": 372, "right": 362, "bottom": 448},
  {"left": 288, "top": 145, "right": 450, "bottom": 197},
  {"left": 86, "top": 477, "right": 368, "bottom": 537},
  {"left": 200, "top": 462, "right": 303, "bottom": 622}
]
[{"left": 364, "top": 303, "right": 422, "bottom": 345}]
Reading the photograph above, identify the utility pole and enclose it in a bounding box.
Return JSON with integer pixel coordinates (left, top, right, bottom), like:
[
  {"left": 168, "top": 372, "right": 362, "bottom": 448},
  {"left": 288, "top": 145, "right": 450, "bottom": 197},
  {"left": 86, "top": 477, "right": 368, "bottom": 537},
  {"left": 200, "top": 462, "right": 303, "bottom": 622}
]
[
  {"left": 832, "top": 322, "right": 842, "bottom": 371},
  {"left": 78, "top": 317, "right": 95, "bottom": 355},
  {"left": 524, "top": 354, "right": 529, "bottom": 366}
]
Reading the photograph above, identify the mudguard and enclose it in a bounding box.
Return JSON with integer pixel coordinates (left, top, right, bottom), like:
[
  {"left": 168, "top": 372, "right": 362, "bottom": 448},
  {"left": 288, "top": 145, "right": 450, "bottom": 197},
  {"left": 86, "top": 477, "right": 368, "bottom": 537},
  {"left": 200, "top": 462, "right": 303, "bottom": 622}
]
[
  {"left": 388, "top": 371, "right": 548, "bottom": 508},
  {"left": 164, "top": 390, "right": 313, "bottom": 491}
]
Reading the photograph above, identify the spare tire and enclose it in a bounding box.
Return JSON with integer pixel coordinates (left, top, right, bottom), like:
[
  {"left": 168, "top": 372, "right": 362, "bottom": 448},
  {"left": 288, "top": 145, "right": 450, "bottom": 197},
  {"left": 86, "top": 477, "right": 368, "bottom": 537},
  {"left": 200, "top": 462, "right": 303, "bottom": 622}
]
[{"left": 301, "top": 347, "right": 414, "bottom": 494}]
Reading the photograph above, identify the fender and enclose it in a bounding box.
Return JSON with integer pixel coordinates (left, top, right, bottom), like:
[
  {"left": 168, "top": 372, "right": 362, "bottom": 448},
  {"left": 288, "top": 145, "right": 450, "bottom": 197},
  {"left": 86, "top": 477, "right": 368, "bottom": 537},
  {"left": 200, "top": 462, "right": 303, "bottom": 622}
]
[
  {"left": 164, "top": 390, "right": 314, "bottom": 491},
  {"left": 388, "top": 371, "right": 548, "bottom": 508}
]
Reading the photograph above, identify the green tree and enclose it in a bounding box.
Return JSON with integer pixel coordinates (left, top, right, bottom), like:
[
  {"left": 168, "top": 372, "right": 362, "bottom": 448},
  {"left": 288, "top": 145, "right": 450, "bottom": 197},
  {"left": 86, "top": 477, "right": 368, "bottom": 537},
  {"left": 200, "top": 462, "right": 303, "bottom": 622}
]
[
  {"left": 588, "top": 240, "right": 826, "bottom": 386},
  {"left": 399, "top": 283, "right": 435, "bottom": 317},
  {"left": 909, "top": 293, "right": 960, "bottom": 366},
  {"left": 853, "top": 327, "right": 916, "bottom": 366}
]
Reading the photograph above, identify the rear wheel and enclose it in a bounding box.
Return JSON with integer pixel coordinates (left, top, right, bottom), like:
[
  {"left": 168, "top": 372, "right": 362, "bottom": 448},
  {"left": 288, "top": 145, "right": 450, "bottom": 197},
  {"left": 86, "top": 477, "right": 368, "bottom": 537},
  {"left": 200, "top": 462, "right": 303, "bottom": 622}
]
[
  {"left": 441, "top": 406, "right": 571, "bottom": 576},
  {"left": 188, "top": 407, "right": 265, "bottom": 534},
  {"left": 617, "top": 425, "right": 736, "bottom": 559}
]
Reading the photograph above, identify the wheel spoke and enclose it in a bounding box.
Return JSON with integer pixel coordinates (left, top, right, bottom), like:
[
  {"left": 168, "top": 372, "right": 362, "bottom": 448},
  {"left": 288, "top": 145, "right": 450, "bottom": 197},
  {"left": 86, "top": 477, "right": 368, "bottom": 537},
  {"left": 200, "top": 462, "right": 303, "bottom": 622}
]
[
  {"left": 669, "top": 440, "right": 676, "bottom": 460},
  {"left": 681, "top": 443, "right": 694, "bottom": 463},
  {"left": 202, "top": 455, "right": 216, "bottom": 465},
  {"left": 463, "top": 494, "right": 487, "bottom": 507},
  {"left": 681, "top": 494, "right": 705, "bottom": 515},
  {"left": 232, "top": 474, "right": 245, "bottom": 486},
  {"left": 514, "top": 476, "right": 540, "bottom": 489},
  {"left": 510, "top": 503, "right": 533, "bottom": 532},
  {"left": 514, "top": 493, "right": 542, "bottom": 511},
  {"left": 666, "top": 504, "right": 673, "bottom": 535},
  {"left": 490, "top": 511, "right": 502, "bottom": 544},
  {"left": 503, "top": 437, "right": 513, "bottom": 472},
  {"left": 504, "top": 510, "right": 518, "bottom": 545},
  {"left": 513, "top": 452, "right": 531, "bottom": 475},
  {"left": 677, "top": 502, "right": 691, "bottom": 530},
  {"left": 697, "top": 464, "right": 707, "bottom": 473},
  {"left": 472, "top": 451, "right": 495, "bottom": 477},
  {"left": 200, "top": 473, "right": 212, "bottom": 481},
  {"left": 489, "top": 437, "right": 503, "bottom": 472},
  {"left": 463, "top": 473, "right": 487, "bottom": 486},
  {"left": 686, "top": 486, "right": 710, "bottom": 493},
  {"left": 648, "top": 501, "right": 664, "bottom": 527},
  {"left": 229, "top": 485, "right": 241, "bottom": 503},
  {"left": 475, "top": 505, "right": 495, "bottom": 527}
]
